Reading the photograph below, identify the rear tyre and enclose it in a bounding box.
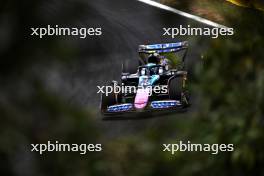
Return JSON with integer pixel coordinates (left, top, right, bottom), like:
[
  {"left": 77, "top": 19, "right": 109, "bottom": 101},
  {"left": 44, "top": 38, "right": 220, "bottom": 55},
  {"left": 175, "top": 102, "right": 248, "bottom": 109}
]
[{"left": 122, "top": 59, "right": 138, "bottom": 74}]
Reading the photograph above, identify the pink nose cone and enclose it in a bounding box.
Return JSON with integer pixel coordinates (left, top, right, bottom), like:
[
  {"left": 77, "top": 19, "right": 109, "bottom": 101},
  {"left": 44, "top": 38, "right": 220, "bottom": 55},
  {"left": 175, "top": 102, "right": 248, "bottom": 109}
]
[{"left": 134, "top": 89, "right": 150, "bottom": 109}]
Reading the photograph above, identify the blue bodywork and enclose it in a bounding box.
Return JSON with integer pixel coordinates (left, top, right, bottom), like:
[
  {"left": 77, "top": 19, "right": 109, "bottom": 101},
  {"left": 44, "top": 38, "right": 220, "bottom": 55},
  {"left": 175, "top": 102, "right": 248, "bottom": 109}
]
[
  {"left": 139, "top": 41, "right": 188, "bottom": 54},
  {"left": 107, "top": 104, "right": 133, "bottom": 112},
  {"left": 151, "top": 100, "right": 181, "bottom": 109}
]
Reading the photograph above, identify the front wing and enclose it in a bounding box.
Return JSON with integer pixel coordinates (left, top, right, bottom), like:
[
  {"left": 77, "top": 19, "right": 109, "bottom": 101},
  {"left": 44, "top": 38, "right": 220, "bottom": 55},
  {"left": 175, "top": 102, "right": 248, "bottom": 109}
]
[{"left": 104, "top": 100, "right": 183, "bottom": 114}]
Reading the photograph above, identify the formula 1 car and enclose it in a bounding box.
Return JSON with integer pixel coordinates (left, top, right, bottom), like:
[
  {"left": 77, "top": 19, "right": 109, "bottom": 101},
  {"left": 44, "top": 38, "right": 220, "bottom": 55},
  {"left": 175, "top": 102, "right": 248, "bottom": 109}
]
[{"left": 100, "top": 41, "right": 190, "bottom": 115}]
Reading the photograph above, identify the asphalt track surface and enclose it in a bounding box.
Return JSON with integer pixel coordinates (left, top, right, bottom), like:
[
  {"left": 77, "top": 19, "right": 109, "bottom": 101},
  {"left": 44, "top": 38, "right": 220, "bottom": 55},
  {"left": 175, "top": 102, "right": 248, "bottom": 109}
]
[{"left": 43, "top": 0, "right": 210, "bottom": 137}]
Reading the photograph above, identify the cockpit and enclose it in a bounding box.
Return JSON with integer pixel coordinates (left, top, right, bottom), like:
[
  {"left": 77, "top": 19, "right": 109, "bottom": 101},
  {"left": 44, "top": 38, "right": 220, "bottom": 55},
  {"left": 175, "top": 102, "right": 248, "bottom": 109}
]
[{"left": 138, "top": 64, "right": 165, "bottom": 76}]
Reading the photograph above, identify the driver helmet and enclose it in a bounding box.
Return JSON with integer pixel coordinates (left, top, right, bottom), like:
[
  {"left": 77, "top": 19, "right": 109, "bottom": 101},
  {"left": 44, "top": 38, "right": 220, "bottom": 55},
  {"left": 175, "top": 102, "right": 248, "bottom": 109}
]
[{"left": 148, "top": 53, "right": 160, "bottom": 64}]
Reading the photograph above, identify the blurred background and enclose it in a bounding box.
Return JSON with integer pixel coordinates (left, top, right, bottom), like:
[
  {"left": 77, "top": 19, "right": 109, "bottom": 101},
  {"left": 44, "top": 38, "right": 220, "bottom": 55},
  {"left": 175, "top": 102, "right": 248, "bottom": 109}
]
[{"left": 1, "top": 0, "right": 264, "bottom": 175}]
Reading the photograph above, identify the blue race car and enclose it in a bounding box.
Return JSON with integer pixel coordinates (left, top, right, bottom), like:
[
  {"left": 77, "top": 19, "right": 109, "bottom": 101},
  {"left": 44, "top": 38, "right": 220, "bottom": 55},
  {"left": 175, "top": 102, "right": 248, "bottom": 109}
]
[{"left": 100, "top": 41, "right": 190, "bottom": 115}]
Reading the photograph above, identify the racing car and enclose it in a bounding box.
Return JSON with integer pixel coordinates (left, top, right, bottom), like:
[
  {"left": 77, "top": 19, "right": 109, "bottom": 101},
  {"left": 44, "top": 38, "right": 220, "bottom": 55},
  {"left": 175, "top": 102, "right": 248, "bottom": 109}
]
[{"left": 100, "top": 41, "right": 190, "bottom": 115}]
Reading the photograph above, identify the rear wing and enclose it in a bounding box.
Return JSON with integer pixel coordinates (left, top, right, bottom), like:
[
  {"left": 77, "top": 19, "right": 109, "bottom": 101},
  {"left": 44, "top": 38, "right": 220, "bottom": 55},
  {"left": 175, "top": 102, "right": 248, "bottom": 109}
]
[
  {"left": 138, "top": 41, "right": 188, "bottom": 54},
  {"left": 138, "top": 41, "right": 188, "bottom": 66}
]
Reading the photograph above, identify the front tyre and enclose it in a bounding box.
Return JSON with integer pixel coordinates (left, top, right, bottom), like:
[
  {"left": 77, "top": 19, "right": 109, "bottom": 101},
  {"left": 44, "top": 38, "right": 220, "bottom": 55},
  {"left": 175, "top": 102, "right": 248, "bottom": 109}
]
[
  {"left": 100, "top": 85, "right": 118, "bottom": 113},
  {"left": 168, "top": 77, "right": 183, "bottom": 100},
  {"left": 168, "top": 76, "right": 189, "bottom": 106}
]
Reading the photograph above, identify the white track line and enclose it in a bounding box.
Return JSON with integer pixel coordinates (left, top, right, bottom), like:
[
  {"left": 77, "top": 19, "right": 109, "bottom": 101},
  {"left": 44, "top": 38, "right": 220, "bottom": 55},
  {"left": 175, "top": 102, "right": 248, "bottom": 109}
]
[{"left": 137, "top": 0, "right": 229, "bottom": 28}]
